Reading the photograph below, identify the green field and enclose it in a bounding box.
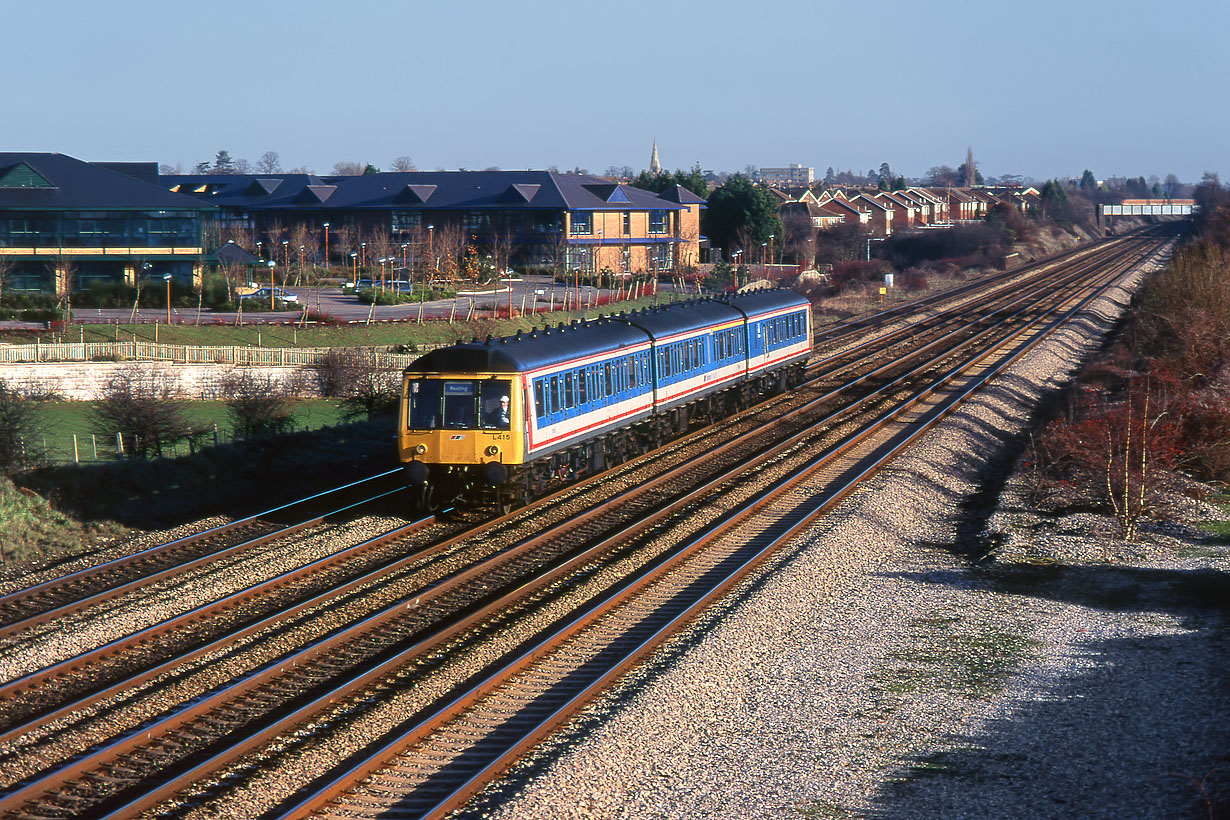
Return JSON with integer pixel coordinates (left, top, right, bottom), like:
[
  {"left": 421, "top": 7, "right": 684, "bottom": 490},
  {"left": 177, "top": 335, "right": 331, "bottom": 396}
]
[{"left": 27, "top": 399, "right": 350, "bottom": 464}]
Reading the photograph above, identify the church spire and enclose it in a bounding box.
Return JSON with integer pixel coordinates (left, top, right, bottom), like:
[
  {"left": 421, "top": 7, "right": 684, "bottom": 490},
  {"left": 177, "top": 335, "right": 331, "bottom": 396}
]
[{"left": 650, "top": 140, "right": 661, "bottom": 175}]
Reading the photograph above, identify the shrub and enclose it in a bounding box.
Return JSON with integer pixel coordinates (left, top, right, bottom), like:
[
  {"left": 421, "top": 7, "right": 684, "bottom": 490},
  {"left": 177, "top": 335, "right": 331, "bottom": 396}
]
[
  {"left": 0, "top": 379, "right": 42, "bottom": 474},
  {"left": 221, "top": 369, "right": 297, "bottom": 437},
  {"left": 89, "top": 369, "right": 194, "bottom": 459}
]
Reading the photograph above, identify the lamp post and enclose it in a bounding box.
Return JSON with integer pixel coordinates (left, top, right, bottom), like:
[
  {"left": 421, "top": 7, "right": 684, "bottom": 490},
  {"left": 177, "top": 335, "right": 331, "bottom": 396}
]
[
  {"left": 360, "top": 241, "right": 366, "bottom": 270},
  {"left": 299, "top": 244, "right": 305, "bottom": 286},
  {"left": 322, "top": 222, "right": 330, "bottom": 271},
  {"left": 268, "top": 261, "right": 276, "bottom": 310},
  {"left": 427, "top": 224, "right": 434, "bottom": 273},
  {"left": 256, "top": 240, "right": 263, "bottom": 260},
  {"left": 350, "top": 252, "right": 358, "bottom": 288},
  {"left": 163, "top": 274, "right": 172, "bottom": 324},
  {"left": 281, "top": 240, "right": 289, "bottom": 281},
  {"left": 769, "top": 234, "right": 775, "bottom": 267}
]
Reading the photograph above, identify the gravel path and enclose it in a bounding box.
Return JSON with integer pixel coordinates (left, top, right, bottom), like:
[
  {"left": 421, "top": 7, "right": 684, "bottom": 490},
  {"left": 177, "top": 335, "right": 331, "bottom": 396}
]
[{"left": 452, "top": 244, "right": 1227, "bottom": 819}]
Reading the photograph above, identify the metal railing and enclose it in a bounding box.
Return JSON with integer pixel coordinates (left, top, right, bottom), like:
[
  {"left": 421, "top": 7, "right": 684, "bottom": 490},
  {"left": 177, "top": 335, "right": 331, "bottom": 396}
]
[{"left": 0, "top": 340, "right": 419, "bottom": 369}]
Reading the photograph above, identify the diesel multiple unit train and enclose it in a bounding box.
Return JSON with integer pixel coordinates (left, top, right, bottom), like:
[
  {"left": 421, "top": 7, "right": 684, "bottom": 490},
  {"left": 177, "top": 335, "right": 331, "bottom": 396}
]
[{"left": 399, "top": 289, "right": 813, "bottom": 507}]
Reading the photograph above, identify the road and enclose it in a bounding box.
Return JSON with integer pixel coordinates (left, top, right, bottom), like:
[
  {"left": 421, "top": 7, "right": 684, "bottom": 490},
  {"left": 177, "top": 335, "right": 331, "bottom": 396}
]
[{"left": 69, "top": 275, "right": 628, "bottom": 326}]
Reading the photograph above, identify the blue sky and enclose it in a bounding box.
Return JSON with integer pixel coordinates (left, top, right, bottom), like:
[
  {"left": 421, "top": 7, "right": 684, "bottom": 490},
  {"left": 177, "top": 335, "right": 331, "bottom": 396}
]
[{"left": 6, "top": 0, "right": 1224, "bottom": 183}]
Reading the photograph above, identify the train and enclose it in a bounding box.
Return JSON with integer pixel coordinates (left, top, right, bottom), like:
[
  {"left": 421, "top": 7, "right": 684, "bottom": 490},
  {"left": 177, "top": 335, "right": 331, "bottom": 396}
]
[{"left": 398, "top": 288, "right": 813, "bottom": 508}]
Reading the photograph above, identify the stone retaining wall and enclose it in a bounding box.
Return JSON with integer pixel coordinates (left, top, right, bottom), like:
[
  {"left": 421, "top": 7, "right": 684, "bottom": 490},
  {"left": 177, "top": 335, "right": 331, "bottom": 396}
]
[{"left": 0, "top": 362, "right": 321, "bottom": 400}]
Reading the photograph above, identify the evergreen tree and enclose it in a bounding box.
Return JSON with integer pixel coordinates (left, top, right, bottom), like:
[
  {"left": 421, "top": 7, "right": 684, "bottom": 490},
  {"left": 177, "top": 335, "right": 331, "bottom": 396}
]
[
  {"left": 824, "top": 167, "right": 836, "bottom": 185},
  {"left": 702, "top": 175, "right": 783, "bottom": 255},
  {"left": 213, "top": 150, "right": 234, "bottom": 174},
  {"left": 1080, "top": 169, "right": 1097, "bottom": 193}
]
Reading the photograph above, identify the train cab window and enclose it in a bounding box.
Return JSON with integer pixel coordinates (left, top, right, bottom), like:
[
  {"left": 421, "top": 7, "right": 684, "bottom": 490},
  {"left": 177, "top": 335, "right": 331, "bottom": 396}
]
[
  {"left": 443, "top": 381, "right": 477, "bottom": 429},
  {"left": 406, "top": 379, "right": 444, "bottom": 429},
  {"left": 480, "top": 380, "right": 512, "bottom": 429}
]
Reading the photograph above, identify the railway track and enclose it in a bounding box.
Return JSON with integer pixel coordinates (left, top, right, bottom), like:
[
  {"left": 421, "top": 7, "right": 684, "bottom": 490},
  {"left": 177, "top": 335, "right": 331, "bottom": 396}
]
[{"left": 0, "top": 231, "right": 1170, "bottom": 819}]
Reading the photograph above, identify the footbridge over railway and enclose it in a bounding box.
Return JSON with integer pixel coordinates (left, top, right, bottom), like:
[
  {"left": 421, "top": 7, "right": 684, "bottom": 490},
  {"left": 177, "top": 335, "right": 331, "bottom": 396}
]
[{"left": 1099, "top": 199, "right": 1196, "bottom": 225}]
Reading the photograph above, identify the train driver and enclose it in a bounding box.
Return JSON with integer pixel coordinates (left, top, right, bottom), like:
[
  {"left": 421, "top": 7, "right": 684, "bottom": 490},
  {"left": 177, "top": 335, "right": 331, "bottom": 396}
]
[{"left": 484, "top": 395, "right": 511, "bottom": 429}]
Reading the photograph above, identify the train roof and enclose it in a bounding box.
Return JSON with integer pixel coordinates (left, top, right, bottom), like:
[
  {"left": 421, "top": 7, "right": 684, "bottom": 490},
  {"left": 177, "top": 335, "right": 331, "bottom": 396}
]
[
  {"left": 718, "top": 288, "right": 810, "bottom": 318},
  {"left": 404, "top": 316, "right": 649, "bottom": 374},
  {"left": 616, "top": 299, "right": 744, "bottom": 340},
  {"left": 403, "top": 290, "right": 810, "bottom": 375}
]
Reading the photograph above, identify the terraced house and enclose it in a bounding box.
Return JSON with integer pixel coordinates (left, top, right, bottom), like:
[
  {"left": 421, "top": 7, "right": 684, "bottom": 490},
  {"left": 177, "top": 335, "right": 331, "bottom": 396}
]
[
  {"left": 0, "top": 153, "right": 212, "bottom": 296},
  {"left": 162, "top": 170, "right": 706, "bottom": 278}
]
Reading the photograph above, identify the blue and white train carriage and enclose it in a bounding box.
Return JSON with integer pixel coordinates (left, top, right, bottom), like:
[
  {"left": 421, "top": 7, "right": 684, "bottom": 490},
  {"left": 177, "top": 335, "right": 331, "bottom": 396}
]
[{"left": 399, "top": 289, "right": 812, "bottom": 506}]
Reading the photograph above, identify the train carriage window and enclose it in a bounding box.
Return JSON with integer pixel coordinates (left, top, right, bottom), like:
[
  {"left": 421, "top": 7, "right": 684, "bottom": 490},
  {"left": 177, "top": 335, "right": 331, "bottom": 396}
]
[
  {"left": 564, "top": 372, "right": 575, "bottom": 408},
  {"left": 549, "top": 375, "right": 559, "bottom": 414},
  {"left": 604, "top": 363, "right": 613, "bottom": 396},
  {"left": 578, "top": 369, "right": 588, "bottom": 405},
  {"left": 534, "top": 380, "right": 546, "bottom": 420}
]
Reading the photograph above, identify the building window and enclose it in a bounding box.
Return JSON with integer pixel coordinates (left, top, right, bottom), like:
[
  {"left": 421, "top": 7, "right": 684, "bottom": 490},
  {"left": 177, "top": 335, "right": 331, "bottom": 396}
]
[
  {"left": 648, "top": 244, "right": 674, "bottom": 271},
  {"left": 565, "top": 246, "right": 591, "bottom": 270},
  {"left": 570, "top": 212, "right": 592, "bottom": 235},
  {"left": 462, "top": 211, "right": 488, "bottom": 232},
  {"left": 648, "top": 210, "right": 671, "bottom": 234},
  {"left": 621, "top": 246, "right": 631, "bottom": 272},
  {"left": 392, "top": 210, "right": 422, "bottom": 233},
  {"left": 622, "top": 212, "right": 631, "bottom": 234}
]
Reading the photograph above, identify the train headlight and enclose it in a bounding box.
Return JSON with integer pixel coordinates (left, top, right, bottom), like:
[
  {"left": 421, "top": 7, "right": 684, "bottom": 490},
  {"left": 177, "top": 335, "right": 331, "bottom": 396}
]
[
  {"left": 485, "top": 445, "right": 499, "bottom": 456},
  {"left": 414, "top": 444, "right": 427, "bottom": 455}
]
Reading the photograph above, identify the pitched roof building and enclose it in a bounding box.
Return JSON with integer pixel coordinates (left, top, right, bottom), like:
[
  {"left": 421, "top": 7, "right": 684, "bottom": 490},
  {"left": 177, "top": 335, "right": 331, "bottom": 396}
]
[{"left": 0, "top": 152, "right": 212, "bottom": 295}]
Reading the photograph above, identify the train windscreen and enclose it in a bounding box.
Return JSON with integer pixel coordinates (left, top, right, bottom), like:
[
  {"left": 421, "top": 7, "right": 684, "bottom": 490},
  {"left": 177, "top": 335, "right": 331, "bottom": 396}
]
[{"left": 407, "top": 378, "right": 512, "bottom": 430}]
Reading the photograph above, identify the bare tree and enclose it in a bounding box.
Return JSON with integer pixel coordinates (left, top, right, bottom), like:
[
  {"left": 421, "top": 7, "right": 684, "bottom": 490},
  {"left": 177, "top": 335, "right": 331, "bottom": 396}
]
[
  {"left": 290, "top": 222, "right": 314, "bottom": 286},
  {"left": 90, "top": 369, "right": 193, "bottom": 458},
  {"left": 433, "top": 224, "right": 464, "bottom": 284},
  {"left": 256, "top": 151, "right": 282, "bottom": 174},
  {"left": 391, "top": 156, "right": 416, "bottom": 172},
  {"left": 781, "top": 208, "right": 816, "bottom": 267},
  {"left": 0, "top": 379, "right": 41, "bottom": 474},
  {"left": 222, "top": 369, "right": 297, "bottom": 437},
  {"left": 56, "top": 257, "right": 78, "bottom": 325},
  {"left": 0, "top": 256, "right": 12, "bottom": 306},
  {"left": 316, "top": 350, "right": 399, "bottom": 420},
  {"left": 331, "top": 161, "right": 366, "bottom": 176}
]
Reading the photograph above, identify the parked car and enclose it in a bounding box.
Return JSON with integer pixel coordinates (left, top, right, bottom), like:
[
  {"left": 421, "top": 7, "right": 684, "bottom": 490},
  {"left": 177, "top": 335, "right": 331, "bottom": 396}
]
[{"left": 242, "top": 287, "right": 299, "bottom": 306}]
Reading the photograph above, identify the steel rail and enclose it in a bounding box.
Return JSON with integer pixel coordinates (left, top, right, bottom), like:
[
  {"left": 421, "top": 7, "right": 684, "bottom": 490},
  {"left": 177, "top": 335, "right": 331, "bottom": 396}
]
[
  {"left": 0, "top": 237, "right": 1161, "bottom": 820},
  {"left": 279, "top": 237, "right": 1158, "bottom": 820},
  {"left": 0, "top": 469, "right": 404, "bottom": 637}
]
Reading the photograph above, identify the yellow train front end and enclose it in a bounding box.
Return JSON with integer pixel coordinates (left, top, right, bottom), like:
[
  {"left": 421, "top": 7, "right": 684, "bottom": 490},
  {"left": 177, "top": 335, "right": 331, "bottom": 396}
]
[{"left": 399, "top": 371, "right": 527, "bottom": 502}]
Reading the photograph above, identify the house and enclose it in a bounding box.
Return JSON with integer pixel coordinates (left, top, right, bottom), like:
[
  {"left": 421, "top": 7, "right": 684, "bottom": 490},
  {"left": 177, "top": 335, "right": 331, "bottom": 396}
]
[
  {"left": 873, "top": 192, "right": 918, "bottom": 230},
  {"left": 847, "top": 193, "right": 894, "bottom": 236},
  {"left": 0, "top": 153, "right": 212, "bottom": 296}
]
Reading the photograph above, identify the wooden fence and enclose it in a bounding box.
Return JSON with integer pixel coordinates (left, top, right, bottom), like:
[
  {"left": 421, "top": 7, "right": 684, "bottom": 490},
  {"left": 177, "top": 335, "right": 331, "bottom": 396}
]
[{"left": 0, "top": 340, "right": 419, "bottom": 370}]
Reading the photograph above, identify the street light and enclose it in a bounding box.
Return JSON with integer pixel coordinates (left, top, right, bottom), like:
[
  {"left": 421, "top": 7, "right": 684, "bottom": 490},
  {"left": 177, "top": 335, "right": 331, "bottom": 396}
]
[
  {"left": 163, "top": 274, "right": 172, "bottom": 324},
  {"left": 322, "top": 222, "right": 330, "bottom": 271},
  {"left": 350, "top": 252, "right": 358, "bottom": 288},
  {"left": 427, "top": 225, "right": 434, "bottom": 272},
  {"left": 360, "top": 241, "right": 366, "bottom": 270},
  {"left": 268, "top": 261, "right": 276, "bottom": 309},
  {"left": 281, "top": 240, "right": 289, "bottom": 278}
]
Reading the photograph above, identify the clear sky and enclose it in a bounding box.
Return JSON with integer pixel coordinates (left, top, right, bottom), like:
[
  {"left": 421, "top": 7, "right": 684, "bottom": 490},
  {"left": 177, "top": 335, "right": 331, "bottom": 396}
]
[{"left": 5, "top": 0, "right": 1224, "bottom": 183}]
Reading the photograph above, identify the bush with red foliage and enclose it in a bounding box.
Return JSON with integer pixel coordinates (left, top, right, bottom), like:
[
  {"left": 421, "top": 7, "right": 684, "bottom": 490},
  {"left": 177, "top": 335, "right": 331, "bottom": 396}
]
[
  {"left": 828, "top": 260, "right": 881, "bottom": 293},
  {"left": 899, "top": 270, "right": 929, "bottom": 291},
  {"left": 1023, "top": 377, "right": 1183, "bottom": 537}
]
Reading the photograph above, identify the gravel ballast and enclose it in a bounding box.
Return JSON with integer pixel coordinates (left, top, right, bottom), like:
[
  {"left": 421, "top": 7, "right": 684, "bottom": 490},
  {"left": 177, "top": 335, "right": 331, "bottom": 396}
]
[{"left": 454, "top": 243, "right": 1227, "bottom": 819}]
